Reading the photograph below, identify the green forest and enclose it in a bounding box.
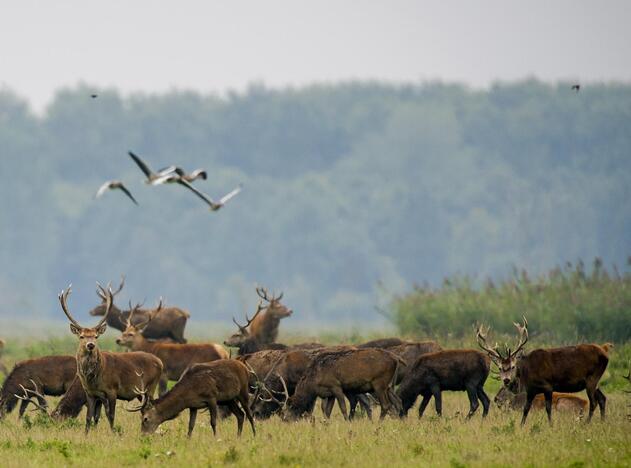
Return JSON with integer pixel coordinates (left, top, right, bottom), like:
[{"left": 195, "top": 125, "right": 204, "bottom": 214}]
[{"left": 1, "top": 79, "right": 630, "bottom": 327}]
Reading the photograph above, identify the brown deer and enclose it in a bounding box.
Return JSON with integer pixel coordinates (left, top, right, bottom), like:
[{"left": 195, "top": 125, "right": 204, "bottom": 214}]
[
  {"left": 494, "top": 384, "right": 588, "bottom": 413},
  {"left": 389, "top": 341, "right": 443, "bottom": 384},
  {"left": 396, "top": 349, "right": 491, "bottom": 419},
  {"left": 60, "top": 284, "right": 164, "bottom": 433},
  {"left": 284, "top": 348, "right": 402, "bottom": 421},
  {"left": 116, "top": 303, "right": 228, "bottom": 394},
  {"left": 357, "top": 337, "right": 407, "bottom": 349},
  {"left": 89, "top": 276, "right": 190, "bottom": 343},
  {"left": 0, "top": 355, "right": 77, "bottom": 419},
  {"left": 224, "top": 287, "right": 293, "bottom": 355},
  {"left": 479, "top": 319, "right": 610, "bottom": 425},
  {"left": 130, "top": 359, "right": 256, "bottom": 438}
]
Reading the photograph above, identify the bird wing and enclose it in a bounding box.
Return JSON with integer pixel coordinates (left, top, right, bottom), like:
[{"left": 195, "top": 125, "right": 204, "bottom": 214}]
[
  {"left": 192, "top": 169, "right": 208, "bottom": 180},
  {"left": 176, "top": 179, "right": 217, "bottom": 208},
  {"left": 151, "top": 173, "right": 178, "bottom": 185},
  {"left": 157, "top": 166, "right": 182, "bottom": 176},
  {"left": 218, "top": 184, "right": 243, "bottom": 205},
  {"left": 118, "top": 184, "right": 139, "bottom": 205},
  {"left": 128, "top": 151, "right": 154, "bottom": 178},
  {"left": 95, "top": 181, "right": 114, "bottom": 198}
]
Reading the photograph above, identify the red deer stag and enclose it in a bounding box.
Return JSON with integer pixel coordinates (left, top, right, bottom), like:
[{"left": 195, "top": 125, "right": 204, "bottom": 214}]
[
  {"left": 284, "top": 348, "right": 401, "bottom": 421},
  {"left": 494, "top": 384, "right": 588, "bottom": 414},
  {"left": 478, "top": 319, "right": 610, "bottom": 425},
  {"left": 396, "top": 348, "right": 491, "bottom": 419},
  {"left": 60, "top": 284, "right": 163, "bottom": 433},
  {"left": 130, "top": 360, "right": 256, "bottom": 438},
  {"left": 116, "top": 302, "right": 228, "bottom": 394},
  {"left": 0, "top": 355, "right": 77, "bottom": 419},
  {"left": 224, "top": 287, "right": 293, "bottom": 355},
  {"left": 89, "top": 276, "right": 190, "bottom": 343},
  {"left": 476, "top": 318, "right": 529, "bottom": 387}
]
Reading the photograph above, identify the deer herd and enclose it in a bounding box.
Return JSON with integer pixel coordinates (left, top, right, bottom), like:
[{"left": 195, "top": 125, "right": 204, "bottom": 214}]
[{"left": 0, "top": 278, "right": 627, "bottom": 439}]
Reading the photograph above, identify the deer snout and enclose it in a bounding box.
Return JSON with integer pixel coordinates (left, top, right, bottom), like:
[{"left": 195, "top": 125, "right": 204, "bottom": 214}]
[
  {"left": 287, "top": 309, "right": 293, "bottom": 316},
  {"left": 503, "top": 378, "right": 511, "bottom": 386},
  {"left": 86, "top": 342, "right": 95, "bottom": 351}
]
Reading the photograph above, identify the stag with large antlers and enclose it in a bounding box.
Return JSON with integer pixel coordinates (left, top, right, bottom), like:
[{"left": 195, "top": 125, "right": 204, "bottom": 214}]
[
  {"left": 476, "top": 317, "right": 529, "bottom": 386},
  {"left": 224, "top": 287, "right": 293, "bottom": 355},
  {"left": 116, "top": 302, "right": 228, "bottom": 394},
  {"left": 89, "top": 275, "right": 190, "bottom": 343},
  {"left": 131, "top": 359, "right": 256, "bottom": 438},
  {"left": 0, "top": 355, "right": 77, "bottom": 419},
  {"left": 60, "top": 284, "right": 163, "bottom": 433}
]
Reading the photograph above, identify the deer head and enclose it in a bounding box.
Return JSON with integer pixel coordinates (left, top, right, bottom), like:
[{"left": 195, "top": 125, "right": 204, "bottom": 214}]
[
  {"left": 477, "top": 317, "right": 528, "bottom": 386},
  {"left": 256, "top": 287, "right": 292, "bottom": 319},
  {"left": 224, "top": 299, "right": 266, "bottom": 347},
  {"left": 126, "top": 372, "right": 158, "bottom": 433},
  {"left": 116, "top": 299, "right": 159, "bottom": 348},
  {"left": 89, "top": 275, "right": 125, "bottom": 316},
  {"left": 60, "top": 284, "right": 112, "bottom": 356}
]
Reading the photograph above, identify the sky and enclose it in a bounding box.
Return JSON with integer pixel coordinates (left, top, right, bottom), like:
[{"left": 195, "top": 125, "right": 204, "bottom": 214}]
[{"left": 1, "top": 0, "right": 630, "bottom": 111}]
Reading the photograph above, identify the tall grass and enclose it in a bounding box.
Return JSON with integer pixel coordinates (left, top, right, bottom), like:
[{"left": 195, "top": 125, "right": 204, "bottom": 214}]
[{"left": 391, "top": 258, "right": 631, "bottom": 342}]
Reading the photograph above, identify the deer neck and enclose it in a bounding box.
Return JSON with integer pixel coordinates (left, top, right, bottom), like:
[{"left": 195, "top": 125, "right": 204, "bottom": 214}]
[
  {"left": 76, "top": 348, "right": 104, "bottom": 391},
  {"left": 131, "top": 335, "right": 155, "bottom": 353},
  {"left": 152, "top": 384, "right": 191, "bottom": 423}
]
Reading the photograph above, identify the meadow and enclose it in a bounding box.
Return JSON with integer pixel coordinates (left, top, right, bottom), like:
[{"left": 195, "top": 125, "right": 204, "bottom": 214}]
[{"left": 0, "top": 334, "right": 630, "bottom": 467}]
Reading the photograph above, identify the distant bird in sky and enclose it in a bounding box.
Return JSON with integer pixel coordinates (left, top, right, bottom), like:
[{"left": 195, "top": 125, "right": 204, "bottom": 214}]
[
  {"left": 152, "top": 167, "right": 208, "bottom": 185},
  {"left": 128, "top": 151, "right": 178, "bottom": 184},
  {"left": 571, "top": 84, "right": 580, "bottom": 93},
  {"left": 90, "top": 94, "right": 98, "bottom": 98},
  {"left": 95, "top": 181, "right": 138, "bottom": 205},
  {"left": 181, "top": 181, "right": 243, "bottom": 212}
]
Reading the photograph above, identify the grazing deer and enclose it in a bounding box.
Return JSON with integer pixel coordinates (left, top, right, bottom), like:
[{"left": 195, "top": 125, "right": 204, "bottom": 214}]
[
  {"left": 130, "top": 360, "right": 256, "bottom": 438},
  {"left": 224, "top": 287, "right": 293, "bottom": 355},
  {"left": 60, "top": 284, "right": 163, "bottom": 433},
  {"left": 89, "top": 276, "right": 190, "bottom": 343},
  {"left": 396, "top": 349, "right": 491, "bottom": 419},
  {"left": 494, "top": 384, "right": 588, "bottom": 413},
  {"left": 285, "top": 348, "right": 402, "bottom": 421},
  {"left": 478, "top": 319, "right": 610, "bottom": 425},
  {"left": 116, "top": 303, "right": 228, "bottom": 394},
  {"left": 0, "top": 355, "right": 77, "bottom": 419},
  {"left": 51, "top": 376, "right": 89, "bottom": 421}
]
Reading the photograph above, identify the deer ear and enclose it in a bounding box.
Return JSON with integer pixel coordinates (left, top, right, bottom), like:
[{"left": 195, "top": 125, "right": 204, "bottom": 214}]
[
  {"left": 96, "top": 323, "right": 107, "bottom": 336},
  {"left": 70, "top": 324, "right": 81, "bottom": 335}
]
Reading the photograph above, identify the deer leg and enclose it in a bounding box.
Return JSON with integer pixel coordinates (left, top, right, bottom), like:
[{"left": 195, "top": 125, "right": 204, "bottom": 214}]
[
  {"left": 358, "top": 394, "right": 373, "bottom": 420},
  {"left": 94, "top": 399, "right": 102, "bottom": 426},
  {"left": 226, "top": 401, "right": 245, "bottom": 437},
  {"left": 105, "top": 396, "right": 117, "bottom": 431},
  {"left": 465, "top": 386, "right": 479, "bottom": 419},
  {"left": 331, "top": 387, "right": 349, "bottom": 420},
  {"left": 418, "top": 393, "right": 431, "bottom": 419},
  {"left": 208, "top": 399, "right": 218, "bottom": 436},
  {"left": 477, "top": 386, "right": 490, "bottom": 417},
  {"left": 322, "top": 398, "right": 335, "bottom": 418},
  {"left": 375, "top": 389, "right": 392, "bottom": 421},
  {"left": 85, "top": 396, "right": 96, "bottom": 434},
  {"left": 346, "top": 393, "right": 358, "bottom": 420},
  {"left": 187, "top": 408, "right": 197, "bottom": 437},
  {"left": 595, "top": 388, "right": 606, "bottom": 419},
  {"left": 586, "top": 386, "right": 598, "bottom": 422},
  {"left": 543, "top": 390, "right": 553, "bottom": 425},
  {"left": 520, "top": 390, "right": 536, "bottom": 426},
  {"left": 432, "top": 388, "right": 442, "bottom": 417},
  {"left": 238, "top": 390, "right": 256, "bottom": 436}
]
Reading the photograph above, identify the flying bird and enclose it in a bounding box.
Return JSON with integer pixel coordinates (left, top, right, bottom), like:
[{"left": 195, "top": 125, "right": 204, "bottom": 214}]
[
  {"left": 571, "top": 84, "right": 580, "bottom": 93},
  {"left": 128, "top": 151, "right": 177, "bottom": 184},
  {"left": 95, "top": 181, "right": 138, "bottom": 205},
  {"left": 179, "top": 180, "right": 243, "bottom": 212},
  {"left": 152, "top": 167, "right": 208, "bottom": 185},
  {"left": 91, "top": 94, "right": 98, "bottom": 98}
]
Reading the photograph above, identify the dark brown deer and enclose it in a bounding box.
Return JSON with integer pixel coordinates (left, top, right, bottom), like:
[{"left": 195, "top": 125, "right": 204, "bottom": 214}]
[
  {"left": 51, "top": 376, "right": 89, "bottom": 421},
  {"left": 130, "top": 359, "right": 256, "bottom": 438},
  {"left": 494, "top": 384, "right": 588, "bottom": 413},
  {"left": 357, "top": 337, "right": 407, "bottom": 349},
  {"left": 60, "top": 284, "right": 164, "bottom": 433},
  {"left": 224, "top": 287, "right": 292, "bottom": 355},
  {"left": 0, "top": 355, "right": 77, "bottom": 419},
  {"left": 89, "top": 276, "right": 189, "bottom": 343},
  {"left": 116, "top": 303, "right": 228, "bottom": 394},
  {"left": 284, "top": 348, "right": 401, "bottom": 421},
  {"left": 396, "top": 349, "right": 491, "bottom": 419}
]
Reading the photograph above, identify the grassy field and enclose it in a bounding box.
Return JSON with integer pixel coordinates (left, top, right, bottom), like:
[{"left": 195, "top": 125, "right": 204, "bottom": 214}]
[{"left": 0, "top": 335, "right": 630, "bottom": 467}]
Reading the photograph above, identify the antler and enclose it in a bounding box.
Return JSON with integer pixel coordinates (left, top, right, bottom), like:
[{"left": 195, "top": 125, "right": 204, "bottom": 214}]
[
  {"left": 126, "top": 371, "right": 149, "bottom": 412},
  {"left": 112, "top": 275, "right": 125, "bottom": 296},
  {"left": 510, "top": 316, "right": 529, "bottom": 357},
  {"left": 14, "top": 380, "right": 49, "bottom": 414},
  {"left": 94, "top": 283, "right": 113, "bottom": 329},
  {"left": 233, "top": 299, "right": 265, "bottom": 333},
  {"left": 476, "top": 324, "right": 502, "bottom": 361},
  {"left": 256, "top": 286, "right": 283, "bottom": 303},
  {"left": 59, "top": 285, "right": 81, "bottom": 328}
]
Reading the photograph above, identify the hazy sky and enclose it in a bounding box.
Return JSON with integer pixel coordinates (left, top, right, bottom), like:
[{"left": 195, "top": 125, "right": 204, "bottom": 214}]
[{"left": 2, "top": 0, "right": 630, "bottom": 110}]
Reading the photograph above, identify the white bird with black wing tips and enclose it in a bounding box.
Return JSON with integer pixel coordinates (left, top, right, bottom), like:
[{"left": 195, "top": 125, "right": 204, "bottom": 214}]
[{"left": 95, "top": 181, "right": 138, "bottom": 205}]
